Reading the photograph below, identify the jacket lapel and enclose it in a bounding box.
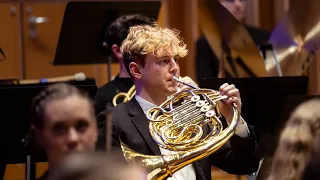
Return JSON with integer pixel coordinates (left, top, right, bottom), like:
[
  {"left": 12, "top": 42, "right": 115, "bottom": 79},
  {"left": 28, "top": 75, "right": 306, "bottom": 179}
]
[{"left": 127, "top": 98, "right": 161, "bottom": 155}]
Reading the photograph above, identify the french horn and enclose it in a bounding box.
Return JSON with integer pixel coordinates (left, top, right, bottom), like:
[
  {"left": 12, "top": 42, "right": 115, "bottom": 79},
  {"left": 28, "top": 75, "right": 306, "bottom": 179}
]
[
  {"left": 112, "top": 85, "right": 136, "bottom": 106},
  {"left": 120, "top": 76, "right": 240, "bottom": 180}
]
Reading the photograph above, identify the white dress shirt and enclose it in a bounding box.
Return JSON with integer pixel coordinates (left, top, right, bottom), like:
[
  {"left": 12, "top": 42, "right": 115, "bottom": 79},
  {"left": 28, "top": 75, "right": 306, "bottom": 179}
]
[{"left": 135, "top": 95, "right": 250, "bottom": 180}]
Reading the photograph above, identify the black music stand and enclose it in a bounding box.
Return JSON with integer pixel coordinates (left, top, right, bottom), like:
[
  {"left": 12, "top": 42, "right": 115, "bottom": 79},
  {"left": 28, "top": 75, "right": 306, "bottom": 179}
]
[
  {"left": 199, "top": 76, "right": 309, "bottom": 158},
  {"left": 52, "top": 1, "right": 161, "bottom": 81},
  {"left": 0, "top": 80, "right": 97, "bottom": 180}
]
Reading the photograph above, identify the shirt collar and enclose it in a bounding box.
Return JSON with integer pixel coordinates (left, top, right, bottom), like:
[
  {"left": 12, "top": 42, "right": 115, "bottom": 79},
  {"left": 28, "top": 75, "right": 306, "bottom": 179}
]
[
  {"left": 135, "top": 95, "right": 157, "bottom": 115},
  {"left": 135, "top": 87, "right": 182, "bottom": 115}
]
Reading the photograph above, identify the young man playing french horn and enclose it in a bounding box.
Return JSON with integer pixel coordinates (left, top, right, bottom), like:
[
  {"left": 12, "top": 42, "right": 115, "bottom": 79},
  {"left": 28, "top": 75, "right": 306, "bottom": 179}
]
[{"left": 97, "top": 23, "right": 259, "bottom": 180}]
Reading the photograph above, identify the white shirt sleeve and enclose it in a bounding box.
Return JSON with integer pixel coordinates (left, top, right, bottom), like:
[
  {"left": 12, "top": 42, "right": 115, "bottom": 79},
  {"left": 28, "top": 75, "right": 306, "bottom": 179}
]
[{"left": 228, "top": 117, "right": 250, "bottom": 138}]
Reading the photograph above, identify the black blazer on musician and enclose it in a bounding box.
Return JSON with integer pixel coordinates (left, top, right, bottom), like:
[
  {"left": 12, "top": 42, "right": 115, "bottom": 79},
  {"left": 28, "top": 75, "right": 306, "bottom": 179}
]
[{"left": 97, "top": 98, "right": 260, "bottom": 180}]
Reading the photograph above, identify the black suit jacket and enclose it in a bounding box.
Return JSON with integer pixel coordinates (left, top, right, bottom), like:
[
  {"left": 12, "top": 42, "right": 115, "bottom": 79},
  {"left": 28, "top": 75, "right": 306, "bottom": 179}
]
[
  {"left": 196, "top": 25, "right": 270, "bottom": 83},
  {"left": 94, "top": 75, "right": 133, "bottom": 115},
  {"left": 97, "top": 98, "right": 260, "bottom": 180}
]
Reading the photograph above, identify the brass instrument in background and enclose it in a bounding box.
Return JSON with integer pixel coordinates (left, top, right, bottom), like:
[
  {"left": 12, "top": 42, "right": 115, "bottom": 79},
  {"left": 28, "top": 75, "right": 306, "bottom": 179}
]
[
  {"left": 120, "top": 76, "right": 240, "bottom": 180},
  {"left": 112, "top": 85, "right": 136, "bottom": 106},
  {"left": 265, "top": 0, "right": 320, "bottom": 76},
  {"left": 198, "top": 0, "right": 269, "bottom": 78}
]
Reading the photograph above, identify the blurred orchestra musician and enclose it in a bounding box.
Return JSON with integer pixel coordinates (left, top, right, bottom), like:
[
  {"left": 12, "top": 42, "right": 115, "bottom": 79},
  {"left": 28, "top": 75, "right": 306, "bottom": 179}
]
[
  {"left": 196, "top": 0, "right": 270, "bottom": 81},
  {"left": 31, "top": 83, "right": 98, "bottom": 180},
  {"left": 97, "top": 23, "right": 260, "bottom": 180},
  {"left": 94, "top": 14, "right": 154, "bottom": 115}
]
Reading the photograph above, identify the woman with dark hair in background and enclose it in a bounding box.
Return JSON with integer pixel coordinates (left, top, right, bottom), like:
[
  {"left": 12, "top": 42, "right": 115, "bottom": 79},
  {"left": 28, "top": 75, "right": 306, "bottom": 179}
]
[{"left": 32, "top": 83, "right": 98, "bottom": 180}]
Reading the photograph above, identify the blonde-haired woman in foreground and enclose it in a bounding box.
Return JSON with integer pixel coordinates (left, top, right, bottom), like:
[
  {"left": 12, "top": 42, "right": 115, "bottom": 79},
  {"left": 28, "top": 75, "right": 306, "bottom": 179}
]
[
  {"left": 267, "top": 98, "right": 320, "bottom": 180},
  {"left": 48, "top": 152, "right": 146, "bottom": 180}
]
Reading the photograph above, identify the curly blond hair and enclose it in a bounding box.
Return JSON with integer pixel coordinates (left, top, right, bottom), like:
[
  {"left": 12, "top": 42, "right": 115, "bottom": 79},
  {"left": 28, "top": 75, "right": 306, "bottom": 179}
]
[
  {"left": 120, "top": 23, "right": 188, "bottom": 75},
  {"left": 267, "top": 98, "right": 320, "bottom": 180}
]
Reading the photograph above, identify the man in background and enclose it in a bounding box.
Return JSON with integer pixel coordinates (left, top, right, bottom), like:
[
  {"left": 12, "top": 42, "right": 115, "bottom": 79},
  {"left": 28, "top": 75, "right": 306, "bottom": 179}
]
[
  {"left": 94, "top": 14, "right": 154, "bottom": 115},
  {"left": 196, "top": 1, "right": 269, "bottom": 179}
]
